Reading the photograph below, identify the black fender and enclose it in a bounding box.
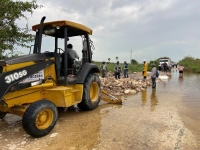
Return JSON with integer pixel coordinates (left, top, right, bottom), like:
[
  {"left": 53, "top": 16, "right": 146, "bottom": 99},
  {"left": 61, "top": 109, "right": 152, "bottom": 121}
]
[{"left": 76, "top": 63, "right": 100, "bottom": 84}]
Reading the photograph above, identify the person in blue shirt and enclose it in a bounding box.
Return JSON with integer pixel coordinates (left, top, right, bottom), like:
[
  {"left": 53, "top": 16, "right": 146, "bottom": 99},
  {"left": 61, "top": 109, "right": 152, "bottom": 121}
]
[
  {"left": 123, "top": 61, "right": 129, "bottom": 78},
  {"left": 151, "top": 64, "right": 157, "bottom": 88}
]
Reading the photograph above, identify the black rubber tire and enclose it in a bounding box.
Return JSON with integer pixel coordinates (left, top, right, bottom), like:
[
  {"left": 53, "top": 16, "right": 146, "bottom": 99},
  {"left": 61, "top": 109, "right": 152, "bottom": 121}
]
[
  {"left": 78, "top": 74, "right": 101, "bottom": 110},
  {"left": 0, "top": 112, "right": 7, "bottom": 119},
  {"left": 22, "top": 100, "right": 58, "bottom": 137}
]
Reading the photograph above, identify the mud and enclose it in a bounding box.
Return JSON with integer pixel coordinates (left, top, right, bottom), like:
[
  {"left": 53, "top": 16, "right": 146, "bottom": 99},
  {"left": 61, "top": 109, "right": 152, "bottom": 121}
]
[{"left": 0, "top": 70, "right": 200, "bottom": 150}]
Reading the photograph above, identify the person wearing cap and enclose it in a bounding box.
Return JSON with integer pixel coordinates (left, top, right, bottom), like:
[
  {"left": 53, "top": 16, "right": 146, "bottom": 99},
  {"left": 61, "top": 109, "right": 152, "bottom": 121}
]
[
  {"left": 114, "top": 61, "right": 121, "bottom": 79},
  {"left": 100, "top": 61, "right": 107, "bottom": 78},
  {"left": 151, "top": 64, "right": 157, "bottom": 88},
  {"left": 142, "top": 59, "right": 148, "bottom": 80}
]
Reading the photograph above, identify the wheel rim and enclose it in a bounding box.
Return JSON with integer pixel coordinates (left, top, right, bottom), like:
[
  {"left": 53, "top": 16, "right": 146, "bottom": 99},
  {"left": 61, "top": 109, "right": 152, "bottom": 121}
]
[
  {"left": 90, "top": 82, "right": 99, "bottom": 102},
  {"left": 36, "top": 109, "right": 53, "bottom": 129}
]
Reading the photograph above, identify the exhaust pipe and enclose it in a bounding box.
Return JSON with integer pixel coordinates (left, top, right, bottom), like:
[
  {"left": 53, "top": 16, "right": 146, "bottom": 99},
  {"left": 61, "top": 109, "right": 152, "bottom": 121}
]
[{"left": 37, "top": 16, "right": 46, "bottom": 53}]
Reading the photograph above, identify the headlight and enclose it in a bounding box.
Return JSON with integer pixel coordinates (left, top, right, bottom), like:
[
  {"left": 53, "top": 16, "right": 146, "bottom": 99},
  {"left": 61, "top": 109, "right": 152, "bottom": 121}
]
[
  {"left": 44, "top": 28, "right": 56, "bottom": 34},
  {"left": 56, "top": 25, "right": 60, "bottom": 30}
]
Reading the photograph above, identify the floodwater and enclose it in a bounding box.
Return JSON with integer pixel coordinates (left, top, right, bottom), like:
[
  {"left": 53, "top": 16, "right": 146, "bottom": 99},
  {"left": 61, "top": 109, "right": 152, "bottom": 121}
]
[{"left": 0, "top": 69, "right": 200, "bottom": 150}]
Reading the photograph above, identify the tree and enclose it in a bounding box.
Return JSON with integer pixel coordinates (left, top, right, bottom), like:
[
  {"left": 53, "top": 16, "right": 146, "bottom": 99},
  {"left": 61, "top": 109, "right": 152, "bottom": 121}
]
[
  {"left": 0, "top": 0, "right": 42, "bottom": 58},
  {"left": 131, "top": 59, "right": 138, "bottom": 64},
  {"left": 108, "top": 58, "right": 111, "bottom": 62}
]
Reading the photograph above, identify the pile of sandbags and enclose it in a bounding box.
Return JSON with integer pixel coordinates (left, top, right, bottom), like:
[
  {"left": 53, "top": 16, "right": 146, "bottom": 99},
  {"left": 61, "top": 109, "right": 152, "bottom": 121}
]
[{"left": 100, "top": 72, "right": 151, "bottom": 96}]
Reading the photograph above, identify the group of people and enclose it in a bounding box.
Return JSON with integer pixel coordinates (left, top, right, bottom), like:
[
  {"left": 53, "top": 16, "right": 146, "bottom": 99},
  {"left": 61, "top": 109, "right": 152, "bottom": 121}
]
[
  {"left": 144, "top": 60, "right": 185, "bottom": 88},
  {"left": 142, "top": 60, "right": 156, "bottom": 88},
  {"left": 100, "top": 61, "right": 129, "bottom": 79},
  {"left": 142, "top": 59, "right": 158, "bottom": 88},
  {"left": 99, "top": 58, "right": 185, "bottom": 89},
  {"left": 160, "top": 62, "right": 171, "bottom": 73}
]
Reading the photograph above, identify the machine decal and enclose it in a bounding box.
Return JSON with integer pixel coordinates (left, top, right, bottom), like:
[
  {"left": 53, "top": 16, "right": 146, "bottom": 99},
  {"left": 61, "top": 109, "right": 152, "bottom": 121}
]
[
  {"left": 5, "top": 70, "right": 27, "bottom": 84},
  {"left": 0, "top": 60, "right": 54, "bottom": 100},
  {"left": 20, "top": 70, "right": 44, "bottom": 83}
]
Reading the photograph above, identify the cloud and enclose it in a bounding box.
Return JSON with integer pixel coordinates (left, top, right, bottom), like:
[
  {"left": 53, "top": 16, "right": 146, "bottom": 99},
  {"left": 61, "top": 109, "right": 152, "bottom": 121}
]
[{"left": 18, "top": 0, "right": 200, "bottom": 63}]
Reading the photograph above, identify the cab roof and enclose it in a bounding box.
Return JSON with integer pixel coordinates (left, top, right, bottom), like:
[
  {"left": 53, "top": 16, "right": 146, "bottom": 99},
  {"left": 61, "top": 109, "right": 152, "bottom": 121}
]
[{"left": 32, "top": 20, "right": 92, "bottom": 37}]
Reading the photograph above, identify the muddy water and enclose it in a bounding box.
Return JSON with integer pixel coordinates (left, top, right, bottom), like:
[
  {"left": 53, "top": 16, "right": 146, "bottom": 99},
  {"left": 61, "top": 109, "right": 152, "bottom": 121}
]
[{"left": 0, "top": 70, "right": 200, "bottom": 150}]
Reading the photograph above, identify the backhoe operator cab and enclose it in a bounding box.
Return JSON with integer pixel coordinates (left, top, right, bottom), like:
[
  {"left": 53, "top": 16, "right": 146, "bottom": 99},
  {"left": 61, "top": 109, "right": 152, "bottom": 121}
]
[{"left": 0, "top": 17, "right": 101, "bottom": 137}]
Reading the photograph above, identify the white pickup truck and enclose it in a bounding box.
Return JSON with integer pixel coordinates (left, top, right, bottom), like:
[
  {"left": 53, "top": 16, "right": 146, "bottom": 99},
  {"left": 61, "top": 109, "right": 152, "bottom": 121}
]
[{"left": 158, "top": 58, "right": 172, "bottom": 72}]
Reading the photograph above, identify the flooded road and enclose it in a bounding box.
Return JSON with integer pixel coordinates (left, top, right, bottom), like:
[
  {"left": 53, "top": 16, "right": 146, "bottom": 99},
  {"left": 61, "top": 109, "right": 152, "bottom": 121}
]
[{"left": 0, "top": 70, "right": 200, "bottom": 150}]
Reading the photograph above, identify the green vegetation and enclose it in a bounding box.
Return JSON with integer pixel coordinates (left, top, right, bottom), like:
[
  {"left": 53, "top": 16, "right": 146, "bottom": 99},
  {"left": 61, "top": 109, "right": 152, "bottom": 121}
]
[
  {"left": 94, "top": 59, "right": 162, "bottom": 73},
  {"left": 0, "top": 0, "right": 42, "bottom": 59},
  {"left": 148, "top": 60, "right": 159, "bottom": 71},
  {"left": 178, "top": 56, "right": 200, "bottom": 73},
  {"left": 93, "top": 61, "right": 144, "bottom": 73},
  {"left": 131, "top": 59, "right": 138, "bottom": 64},
  {"left": 95, "top": 56, "right": 200, "bottom": 73}
]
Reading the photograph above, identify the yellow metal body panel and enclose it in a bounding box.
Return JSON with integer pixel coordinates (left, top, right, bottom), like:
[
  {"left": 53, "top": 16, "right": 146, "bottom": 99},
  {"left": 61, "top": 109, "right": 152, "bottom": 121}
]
[
  {"left": 44, "top": 84, "right": 83, "bottom": 107},
  {"left": 3, "top": 83, "right": 54, "bottom": 107},
  {"left": 32, "top": 20, "right": 92, "bottom": 35},
  {"left": 3, "top": 84, "right": 83, "bottom": 106},
  {"left": 0, "top": 56, "right": 83, "bottom": 116},
  {"left": 3, "top": 61, "right": 36, "bottom": 72},
  {"left": 44, "top": 64, "right": 57, "bottom": 81},
  {"left": 1, "top": 83, "right": 83, "bottom": 115}
]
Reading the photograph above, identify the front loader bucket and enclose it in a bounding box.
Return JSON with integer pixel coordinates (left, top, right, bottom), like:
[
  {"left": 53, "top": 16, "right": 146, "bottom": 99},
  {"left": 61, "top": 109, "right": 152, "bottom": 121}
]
[{"left": 101, "top": 89, "right": 122, "bottom": 104}]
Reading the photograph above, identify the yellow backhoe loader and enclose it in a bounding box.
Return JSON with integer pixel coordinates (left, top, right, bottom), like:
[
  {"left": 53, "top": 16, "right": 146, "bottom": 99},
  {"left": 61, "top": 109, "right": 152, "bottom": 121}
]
[{"left": 0, "top": 16, "right": 121, "bottom": 138}]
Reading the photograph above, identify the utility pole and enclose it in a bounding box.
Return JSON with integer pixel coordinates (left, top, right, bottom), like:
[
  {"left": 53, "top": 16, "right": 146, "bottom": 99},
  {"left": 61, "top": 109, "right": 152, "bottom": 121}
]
[{"left": 130, "top": 49, "right": 133, "bottom": 63}]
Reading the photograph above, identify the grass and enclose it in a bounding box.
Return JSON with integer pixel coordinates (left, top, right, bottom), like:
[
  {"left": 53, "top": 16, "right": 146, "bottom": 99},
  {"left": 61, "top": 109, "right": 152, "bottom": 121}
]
[
  {"left": 93, "top": 61, "right": 144, "bottom": 73},
  {"left": 93, "top": 56, "right": 200, "bottom": 74}
]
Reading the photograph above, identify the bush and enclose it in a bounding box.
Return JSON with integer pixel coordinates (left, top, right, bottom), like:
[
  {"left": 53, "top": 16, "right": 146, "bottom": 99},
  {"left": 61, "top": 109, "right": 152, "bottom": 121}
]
[{"left": 178, "top": 56, "right": 200, "bottom": 73}]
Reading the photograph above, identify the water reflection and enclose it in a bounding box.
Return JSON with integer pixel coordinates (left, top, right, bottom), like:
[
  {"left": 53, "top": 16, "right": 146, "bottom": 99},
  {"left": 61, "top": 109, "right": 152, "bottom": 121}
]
[
  {"left": 100, "top": 103, "right": 122, "bottom": 116},
  {"left": 178, "top": 76, "right": 184, "bottom": 85},
  {"left": 150, "top": 89, "right": 158, "bottom": 111},
  {"left": 141, "top": 90, "right": 147, "bottom": 106}
]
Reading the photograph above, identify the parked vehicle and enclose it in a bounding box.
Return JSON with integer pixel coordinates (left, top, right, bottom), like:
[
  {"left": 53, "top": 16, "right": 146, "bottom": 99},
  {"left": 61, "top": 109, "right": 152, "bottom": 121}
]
[
  {"left": 158, "top": 58, "right": 172, "bottom": 72},
  {"left": 171, "top": 62, "right": 178, "bottom": 68}
]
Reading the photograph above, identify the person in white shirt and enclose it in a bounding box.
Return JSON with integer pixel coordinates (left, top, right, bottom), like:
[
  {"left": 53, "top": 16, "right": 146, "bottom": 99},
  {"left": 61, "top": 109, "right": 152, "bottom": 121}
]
[{"left": 66, "top": 44, "right": 79, "bottom": 60}]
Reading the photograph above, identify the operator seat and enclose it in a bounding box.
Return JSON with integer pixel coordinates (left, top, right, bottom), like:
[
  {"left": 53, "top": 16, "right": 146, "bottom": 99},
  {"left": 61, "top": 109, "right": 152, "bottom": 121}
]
[
  {"left": 60, "top": 53, "right": 75, "bottom": 76},
  {"left": 67, "top": 56, "right": 75, "bottom": 75}
]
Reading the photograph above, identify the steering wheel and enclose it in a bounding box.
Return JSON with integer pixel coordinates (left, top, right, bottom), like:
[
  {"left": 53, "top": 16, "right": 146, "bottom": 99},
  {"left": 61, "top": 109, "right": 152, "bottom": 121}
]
[{"left": 57, "top": 48, "right": 64, "bottom": 53}]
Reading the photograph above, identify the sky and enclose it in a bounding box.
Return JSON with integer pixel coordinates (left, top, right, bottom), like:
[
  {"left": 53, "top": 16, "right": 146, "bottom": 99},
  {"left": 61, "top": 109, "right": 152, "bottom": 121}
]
[{"left": 18, "top": 0, "right": 200, "bottom": 63}]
